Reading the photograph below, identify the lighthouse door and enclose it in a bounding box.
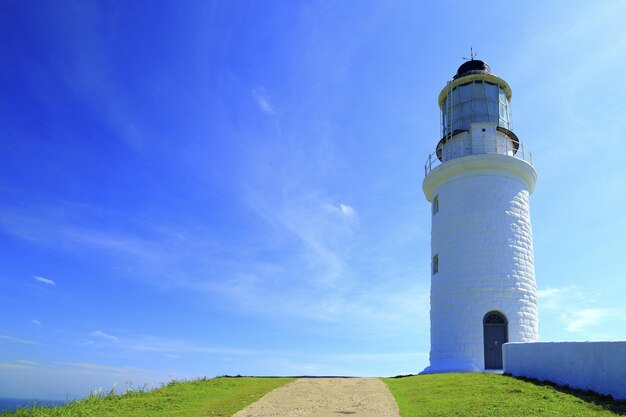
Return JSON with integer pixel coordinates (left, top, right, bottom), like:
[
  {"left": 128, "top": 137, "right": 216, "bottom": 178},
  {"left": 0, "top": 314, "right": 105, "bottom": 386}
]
[{"left": 483, "top": 312, "right": 508, "bottom": 370}]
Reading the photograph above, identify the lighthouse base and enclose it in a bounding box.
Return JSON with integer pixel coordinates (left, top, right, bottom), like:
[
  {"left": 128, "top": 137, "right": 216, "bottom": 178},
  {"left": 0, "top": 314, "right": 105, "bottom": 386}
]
[{"left": 419, "top": 360, "right": 481, "bottom": 375}]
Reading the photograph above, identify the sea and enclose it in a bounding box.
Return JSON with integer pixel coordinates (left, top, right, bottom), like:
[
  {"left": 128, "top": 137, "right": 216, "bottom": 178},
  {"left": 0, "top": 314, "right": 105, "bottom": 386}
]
[{"left": 0, "top": 398, "right": 66, "bottom": 412}]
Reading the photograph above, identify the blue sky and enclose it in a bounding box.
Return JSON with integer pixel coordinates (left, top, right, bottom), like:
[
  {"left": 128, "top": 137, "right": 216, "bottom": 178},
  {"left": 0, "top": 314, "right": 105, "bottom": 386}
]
[{"left": 1, "top": 0, "right": 626, "bottom": 400}]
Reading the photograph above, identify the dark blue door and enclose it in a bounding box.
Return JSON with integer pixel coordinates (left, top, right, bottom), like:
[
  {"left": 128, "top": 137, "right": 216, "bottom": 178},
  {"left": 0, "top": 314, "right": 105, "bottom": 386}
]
[{"left": 483, "top": 312, "right": 508, "bottom": 370}]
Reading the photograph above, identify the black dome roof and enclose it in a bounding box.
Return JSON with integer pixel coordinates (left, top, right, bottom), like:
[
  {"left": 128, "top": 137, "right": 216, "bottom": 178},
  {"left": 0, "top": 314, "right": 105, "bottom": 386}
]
[{"left": 454, "top": 60, "right": 491, "bottom": 79}]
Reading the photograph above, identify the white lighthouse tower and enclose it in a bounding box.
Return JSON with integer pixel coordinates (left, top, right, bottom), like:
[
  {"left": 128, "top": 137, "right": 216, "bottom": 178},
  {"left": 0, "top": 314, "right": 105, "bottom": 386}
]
[{"left": 421, "top": 59, "right": 538, "bottom": 373}]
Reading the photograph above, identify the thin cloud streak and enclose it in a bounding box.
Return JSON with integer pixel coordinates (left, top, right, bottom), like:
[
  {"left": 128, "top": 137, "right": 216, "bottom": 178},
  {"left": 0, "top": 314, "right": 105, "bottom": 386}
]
[
  {"left": 0, "top": 361, "right": 38, "bottom": 370},
  {"left": 33, "top": 276, "right": 56, "bottom": 286},
  {"left": 0, "top": 334, "right": 39, "bottom": 345},
  {"left": 1, "top": 206, "right": 166, "bottom": 264},
  {"left": 84, "top": 332, "right": 273, "bottom": 356},
  {"left": 537, "top": 285, "right": 597, "bottom": 310},
  {"left": 0, "top": 204, "right": 228, "bottom": 285},
  {"left": 252, "top": 89, "right": 276, "bottom": 115},
  {"left": 89, "top": 331, "right": 120, "bottom": 343}
]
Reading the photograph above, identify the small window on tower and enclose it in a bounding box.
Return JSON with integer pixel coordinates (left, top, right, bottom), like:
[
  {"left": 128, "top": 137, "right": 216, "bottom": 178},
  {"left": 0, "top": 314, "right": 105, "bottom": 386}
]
[
  {"left": 432, "top": 254, "right": 439, "bottom": 275},
  {"left": 432, "top": 196, "right": 439, "bottom": 215}
]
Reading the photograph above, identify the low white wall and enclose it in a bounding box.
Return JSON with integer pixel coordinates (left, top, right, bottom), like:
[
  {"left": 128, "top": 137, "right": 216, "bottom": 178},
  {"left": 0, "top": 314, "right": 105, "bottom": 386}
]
[{"left": 503, "top": 342, "right": 626, "bottom": 400}]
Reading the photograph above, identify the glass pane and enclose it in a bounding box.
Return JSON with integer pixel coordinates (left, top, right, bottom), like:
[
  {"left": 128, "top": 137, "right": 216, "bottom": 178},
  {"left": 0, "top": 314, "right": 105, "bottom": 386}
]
[
  {"left": 459, "top": 83, "right": 472, "bottom": 100},
  {"left": 451, "top": 103, "right": 460, "bottom": 120},
  {"left": 461, "top": 101, "right": 472, "bottom": 116},
  {"left": 473, "top": 82, "right": 485, "bottom": 98},
  {"left": 499, "top": 88, "right": 507, "bottom": 104},
  {"left": 485, "top": 82, "right": 498, "bottom": 99},
  {"left": 474, "top": 113, "right": 489, "bottom": 122},
  {"left": 473, "top": 99, "right": 488, "bottom": 115},
  {"left": 487, "top": 100, "right": 498, "bottom": 116},
  {"left": 451, "top": 105, "right": 460, "bottom": 120},
  {"left": 451, "top": 88, "right": 459, "bottom": 104}
]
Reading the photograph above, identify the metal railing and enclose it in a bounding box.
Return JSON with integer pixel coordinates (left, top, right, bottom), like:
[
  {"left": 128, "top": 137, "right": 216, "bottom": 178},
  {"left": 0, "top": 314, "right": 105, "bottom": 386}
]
[{"left": 424, "top": 135, "right": 532, "bottom": 177}]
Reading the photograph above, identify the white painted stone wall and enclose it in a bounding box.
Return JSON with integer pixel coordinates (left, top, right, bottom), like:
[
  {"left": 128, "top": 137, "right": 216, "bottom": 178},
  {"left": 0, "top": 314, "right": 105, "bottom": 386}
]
[
  {"left": 422, "top": 153, "right": 538, "bottom": 373},
  {"left": 504, "top": 342, "right": 626, "bottom": 400}
]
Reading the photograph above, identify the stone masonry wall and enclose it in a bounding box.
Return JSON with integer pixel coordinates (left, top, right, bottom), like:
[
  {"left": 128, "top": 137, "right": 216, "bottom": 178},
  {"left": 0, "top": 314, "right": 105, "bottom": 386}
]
[{"left": 427, "top": 166, "right": 538, "bottom": 372}]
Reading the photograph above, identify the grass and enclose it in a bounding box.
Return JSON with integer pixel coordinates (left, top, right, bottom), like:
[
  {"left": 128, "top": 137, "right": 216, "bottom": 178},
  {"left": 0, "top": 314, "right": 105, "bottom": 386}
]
[
  {"left": 383, "top": 373, "right": 626, "bottom": 416},
  {"left": 1, "top": 376, "right": 294, "bottom": 417},
  {"left": 6, "top": 373, "right": 626, "bottom": 416}
]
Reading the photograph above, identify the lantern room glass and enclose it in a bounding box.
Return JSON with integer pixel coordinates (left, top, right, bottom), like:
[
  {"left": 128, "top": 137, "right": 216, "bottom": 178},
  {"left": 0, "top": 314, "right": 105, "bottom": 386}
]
[{"left": 442, "top": 81, "right": 511, "bottom": 137}]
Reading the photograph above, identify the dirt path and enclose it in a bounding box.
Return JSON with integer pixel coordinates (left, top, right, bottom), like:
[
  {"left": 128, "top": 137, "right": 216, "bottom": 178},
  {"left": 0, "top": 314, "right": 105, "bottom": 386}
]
[{"left": 231, "top": 377, "right": 401, "bottom": 417}]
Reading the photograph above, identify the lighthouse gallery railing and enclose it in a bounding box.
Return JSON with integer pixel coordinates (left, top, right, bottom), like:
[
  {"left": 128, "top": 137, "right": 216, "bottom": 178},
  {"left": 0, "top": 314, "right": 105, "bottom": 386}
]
[{"left": 424, "top": 135, "right": 533, "bottom": 177}]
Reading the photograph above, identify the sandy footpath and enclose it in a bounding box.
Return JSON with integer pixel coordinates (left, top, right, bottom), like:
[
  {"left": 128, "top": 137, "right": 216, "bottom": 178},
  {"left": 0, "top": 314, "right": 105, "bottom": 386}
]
[{"left": 231, "top": 377, "right": 401, "bottom": 417}]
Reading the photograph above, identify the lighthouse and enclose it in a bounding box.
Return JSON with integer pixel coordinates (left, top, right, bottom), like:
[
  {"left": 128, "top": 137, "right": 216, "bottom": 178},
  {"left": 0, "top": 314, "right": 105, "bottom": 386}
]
[{"left": 421, "top": 59, "right": 538, "bottom": 373}]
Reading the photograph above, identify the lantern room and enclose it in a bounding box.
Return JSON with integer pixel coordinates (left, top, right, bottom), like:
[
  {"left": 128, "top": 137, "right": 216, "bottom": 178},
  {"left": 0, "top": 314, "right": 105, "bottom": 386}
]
[{"left": 430, "top": 60, "right": 526, "bottom": 166}]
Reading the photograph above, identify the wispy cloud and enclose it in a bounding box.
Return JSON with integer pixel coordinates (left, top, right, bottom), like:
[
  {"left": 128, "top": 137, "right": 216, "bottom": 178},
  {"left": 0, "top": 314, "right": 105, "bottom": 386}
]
[
  {"left": 54, "top": 2, "right": 145, "bottom": 151},
  {"left": 233, "top": 173, "right": 429, "bottom": 334},
  {"left": 0, "top": 360, "right": 38, "bottom": 370},
  {"left": 89, "top": 331, "right": 120, "bottom": 343},
  {"left": 243, "top": 191, "right": 349, "bottom": 287},
  {"left": 31, "top": 319, "right": 41, "bottom": 326},
  {"left": 325, "top": 203, "right": 358, "bottom": 222},
  {"left": 252, "top": 89, "right": 276, "bottom": 115},
  {"left": 0, "top": 204, "right": 184, "bottom": 269},
  {"left": 537, "top": 285, "right": 596, "bottom": 310},
  {"left": 54, "top": 362, "right": 137, "bottom": 375},
  {"left": 325, "top": 351, "right": 428, "bottom": 362},
  {"left": 340, "top": 203, "right": 356, "bottom": 218},
  {"left": 564, "top": 308, "right": 613, "bottom": 333},
  {"left": 0, "top": 334, "right": 39, "bottom": 345},
  {"left": 47, "top": 361, "right": 182, "bottom": 383},
  {"left": 81, "top": 329, "right": 269, "bottom": 357},
  {"left": 0, "top": 359, "right": 181, "bottom": 400},
  {"left": 105, "top": 334, "right": 262, "bottom": 356},
  {"left": 540, "top": 285, "right": 625, "bottom": 336},
  {"left": 33, "top": 276, "right": 55, "bottom": 286},
  {"left": 122, "top": 338, "right": 250, "bottom": 355}
]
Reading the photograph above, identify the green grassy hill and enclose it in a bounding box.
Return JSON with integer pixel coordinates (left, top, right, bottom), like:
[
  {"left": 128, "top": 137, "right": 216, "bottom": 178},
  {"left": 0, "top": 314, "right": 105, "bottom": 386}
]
[
  {"left": 3, "top": 374, "right": 625, "bottom": 416},
  {"left": 1, "top": 377, "right": 294, "bottom": 417},
  {"left": 384, "top": 373, "right": 626, "bottom": 416}
]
